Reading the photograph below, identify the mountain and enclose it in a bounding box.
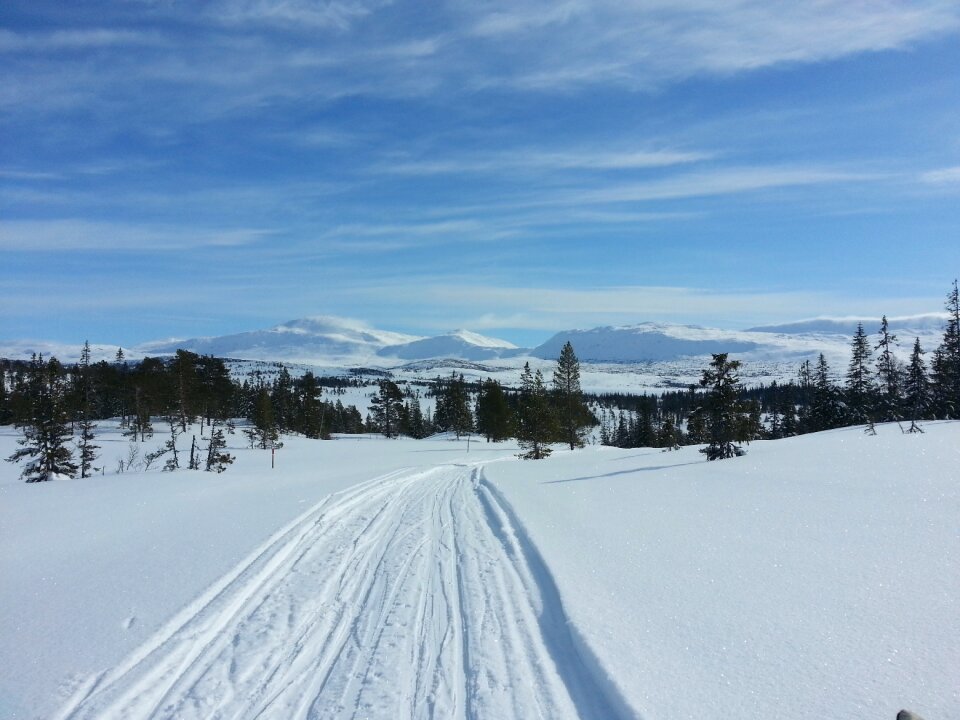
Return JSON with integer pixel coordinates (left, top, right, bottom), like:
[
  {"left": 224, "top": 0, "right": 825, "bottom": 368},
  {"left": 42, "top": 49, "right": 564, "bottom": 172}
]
[
  {"left": 378, "top": 330, "right": 523, "bottom": 361},
  {"left": 747, "top": 313, "right": 947, "bottom": 336},
  {"left": 138, "top": 316, "right": 423, "bottom": 364},
  {"left": 530, "top": 322, "right": 762, "bottom": 362}
]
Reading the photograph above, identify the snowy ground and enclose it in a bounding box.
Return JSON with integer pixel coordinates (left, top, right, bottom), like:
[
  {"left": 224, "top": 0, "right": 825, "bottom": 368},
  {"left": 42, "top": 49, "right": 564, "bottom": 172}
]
[{"left": 1, "top": 422, "right": 957, "bottom": 719}]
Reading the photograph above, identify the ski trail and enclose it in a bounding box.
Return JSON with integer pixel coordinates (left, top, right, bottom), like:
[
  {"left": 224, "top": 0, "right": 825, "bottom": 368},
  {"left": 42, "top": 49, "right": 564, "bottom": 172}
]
[{"left": 58, "top": 464, "right": 635, "bottom": 720}]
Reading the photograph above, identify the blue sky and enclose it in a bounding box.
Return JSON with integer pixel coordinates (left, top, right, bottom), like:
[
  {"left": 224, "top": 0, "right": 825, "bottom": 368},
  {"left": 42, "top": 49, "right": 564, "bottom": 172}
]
[{"left": 2, "top": 0, "right": 959, "bottom": 347}]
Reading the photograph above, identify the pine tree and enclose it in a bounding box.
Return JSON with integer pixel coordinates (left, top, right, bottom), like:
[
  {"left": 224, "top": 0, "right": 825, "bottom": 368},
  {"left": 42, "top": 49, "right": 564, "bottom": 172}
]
[
  {"left": 904, "top": 338, "right": 929, "bottom": 433},
  {"left": 6, "top": 355, "right": 78, "bottom": 482},
  {"left": 515, "top": 363, "right": 555, "bottom": 460},
  {"left": 205, "top": 421, "right": 234, "bottom": 473},
  {"left": 845, "top": 322, "right": 874, "bottom": 426},
  {"left": 874, "top": 315, "right": 903, "bottom": 423},
  {"left": 246, "top": 385, "right": 280, "bottom": 449},
  {"left": 552, "top": 341, "right": 591, "bottom": 450},
  {"left": 164, "top": 418, "right": 182, "bottom": 470},
  {"left": 370, "top": 379, "right": 405, "bottom": 438},
  {"left": 171, "top": 349, "right": 200, "bottom": 432},
  {"left": 691, "top": 353, "right": 749, "bottom": 460}
]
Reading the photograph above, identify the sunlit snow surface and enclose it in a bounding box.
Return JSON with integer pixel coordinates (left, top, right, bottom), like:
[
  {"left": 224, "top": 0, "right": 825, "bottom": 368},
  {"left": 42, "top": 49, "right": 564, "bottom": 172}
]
[{"left": 1, "top": 422, "right": 957, "bottom": 719}]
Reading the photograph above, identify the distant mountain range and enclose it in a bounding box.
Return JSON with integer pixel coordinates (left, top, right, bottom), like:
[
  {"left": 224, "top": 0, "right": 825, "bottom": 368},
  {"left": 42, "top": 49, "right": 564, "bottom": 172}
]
[{"left": 2, "top": 314, "right": 949, "bottom": 376}]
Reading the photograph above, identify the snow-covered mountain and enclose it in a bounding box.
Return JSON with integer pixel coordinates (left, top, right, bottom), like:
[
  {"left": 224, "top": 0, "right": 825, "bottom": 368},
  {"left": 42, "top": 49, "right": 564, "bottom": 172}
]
[
  {"left": 378, "top": 330, "right": 523, "bottom": 361},
  {"left": 1, "top": 313, "right": 950, "bottom": 393},
  {"left": 747, "top": 313, "right": 948, "bottom": 336},
  {"left": 138, "top": 316, "right": 423, "bottom": 364},
  {"left": 530, "top": 322, "right": 761, "bottom": 362}
]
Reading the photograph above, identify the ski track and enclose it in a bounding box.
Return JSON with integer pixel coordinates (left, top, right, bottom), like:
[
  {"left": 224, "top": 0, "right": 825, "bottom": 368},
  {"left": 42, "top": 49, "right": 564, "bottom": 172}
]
[{"left": 58, "top": 464, "right": 632, "bottom": 720}]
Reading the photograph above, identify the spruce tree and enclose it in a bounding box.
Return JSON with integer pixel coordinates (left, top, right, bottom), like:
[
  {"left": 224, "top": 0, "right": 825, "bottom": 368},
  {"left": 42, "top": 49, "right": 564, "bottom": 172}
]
[
  {"left": 936, "top": 279, "right": 960, "bottom": 418},
  {"left": 904, "top": 338, "right": 929, "bottom": 433},
  {"left": 874, "top": 316, "right": 903, "bottom": 423},
  {"left": 552, "top": 341, "right": 592, "bottom": 450},
  {"left": 76, "top": 341, "right": 100, "bottom": 478},
  {"left": 7, "top": 355, "right": 78, "bottom": 482},
  {"left": 691, "top": 353, "right": 749, "bottom": 460},
  {"left": 930, "top": 347, "right": 951, "bottom": 419},
  {"left": 845, "top": 323, "right": 874, "bottom": 426},
  {"left": 807, "top": 354, "right": 841, "bottom": 432},
  {"left": 515, "top": 363, "right": 555, "bottom": 460}
]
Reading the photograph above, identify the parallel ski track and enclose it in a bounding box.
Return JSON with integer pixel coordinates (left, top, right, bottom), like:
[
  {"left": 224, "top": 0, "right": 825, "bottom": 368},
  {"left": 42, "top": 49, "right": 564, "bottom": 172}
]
[{"left": 59, "top": 464, "right": 632, "bottom": 720}]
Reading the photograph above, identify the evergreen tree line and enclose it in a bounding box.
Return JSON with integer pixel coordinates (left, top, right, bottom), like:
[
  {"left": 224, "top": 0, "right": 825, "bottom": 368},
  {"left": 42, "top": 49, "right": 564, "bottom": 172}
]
[
  {"left": 2, "top": 348, "right": 369, "bottom": 482},
  {"left": 364, "top": 342, "right": 594, "bottom": 459}
]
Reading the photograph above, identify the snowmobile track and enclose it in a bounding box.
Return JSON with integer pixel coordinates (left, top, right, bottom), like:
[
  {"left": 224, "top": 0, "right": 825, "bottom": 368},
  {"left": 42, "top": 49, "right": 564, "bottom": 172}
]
[{"left": 58, "top": 464, "right": 634, "bottom": 720}]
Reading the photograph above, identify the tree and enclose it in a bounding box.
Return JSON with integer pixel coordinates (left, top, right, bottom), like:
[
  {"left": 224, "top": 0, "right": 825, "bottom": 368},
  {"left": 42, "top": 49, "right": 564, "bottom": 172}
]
[
  {"left": 804, "top": 354, "right": 841, "bottom": 432},
  {"left": 475, "top": 378, "right": 513, "bottom": 442},
  {"left": 845, "top": 322, "right": 874, "bottom": 426},
  {"left": 76, "top": 341, "right": 100, "bottom": 478},
  {"left": 691, "top": 353, "right": 750, "bottom": 460},
  {"left": 171, "top": 349, "right": 201, "bottom": 431},
  {"left": 205, "top": 421, "right": 234, "bottom": 473},
  {"left": 6, "top": 355, "right": 78, "bottom": 482},
  {"left": 904, "top": 338, "right": 930, "bottom": 433},
  {"left": 874, "top": 315, "right": 903, "bottom": 423},
  {"left": 552, "top": 341, "right": 592, "bottom": 450},
  {"left": 246, "top": 385, "right": 280, "bottom": 449},
  {"left": 370, "top": 379, "right": 405, "bottom": 438},
  {"left": 935, "top": 279, "right": 960, "bottom": 418},
  {"left": 515, "top": 363, "right": 555, "bottom": 460}
]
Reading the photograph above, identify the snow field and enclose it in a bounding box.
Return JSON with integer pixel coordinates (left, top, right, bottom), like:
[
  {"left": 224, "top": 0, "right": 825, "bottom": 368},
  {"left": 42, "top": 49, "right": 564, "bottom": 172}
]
[
  {"left": 487, "top": 422, "right": 960, "bottom": 720},
  {"left": 2, "top": 421, "right": 958, "bottom": 719}
]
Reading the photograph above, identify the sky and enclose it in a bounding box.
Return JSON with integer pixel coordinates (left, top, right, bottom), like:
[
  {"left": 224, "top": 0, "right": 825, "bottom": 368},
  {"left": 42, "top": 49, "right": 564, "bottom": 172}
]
[{"left": 2, "top": 0, "right": 960, "bottom": 347}]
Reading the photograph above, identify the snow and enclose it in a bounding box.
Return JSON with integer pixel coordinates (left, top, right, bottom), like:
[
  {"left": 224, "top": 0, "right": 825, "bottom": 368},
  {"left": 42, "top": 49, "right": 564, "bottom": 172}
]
[{"left": 1, "top": 422, "right": 957, "bottom": 719}]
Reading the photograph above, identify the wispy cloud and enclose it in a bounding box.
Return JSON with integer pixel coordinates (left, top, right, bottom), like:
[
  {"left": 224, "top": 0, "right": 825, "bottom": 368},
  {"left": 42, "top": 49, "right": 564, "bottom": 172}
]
[
  {"left": 920, "top": 166, "right": 960, "bottom": 184},
  {"left": 380, "top": 148, "right": 712, "bottom": 175},
  {"left": 0, "top": 220, "right": 277, "bottom": 252},
  {"left": 461, "top": 1, "right": 960, "bottom": 90},
  {"left": 0, "top": 28, "right": 161, "bottom": 53},
  {"left": 563, "top": 166, "right": 883, "bottom": 204}
]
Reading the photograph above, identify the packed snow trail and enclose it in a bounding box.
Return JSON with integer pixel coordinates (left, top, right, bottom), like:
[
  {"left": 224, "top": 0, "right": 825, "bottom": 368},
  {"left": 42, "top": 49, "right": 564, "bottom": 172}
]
[{"left": 58, "top": 464, "right": 631, "bottom": 720}]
